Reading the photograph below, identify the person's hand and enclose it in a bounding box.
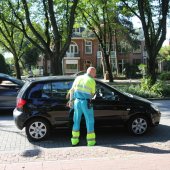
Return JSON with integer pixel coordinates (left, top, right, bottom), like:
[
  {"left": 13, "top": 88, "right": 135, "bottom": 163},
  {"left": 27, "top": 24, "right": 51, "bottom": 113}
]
[{"left": 66, "top": 100, "right": 74, "bottom": 108}]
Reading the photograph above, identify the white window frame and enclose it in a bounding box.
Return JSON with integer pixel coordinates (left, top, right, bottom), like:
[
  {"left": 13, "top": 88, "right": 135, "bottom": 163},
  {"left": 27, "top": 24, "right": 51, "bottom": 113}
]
[
  {"left": 68, "top": 42, "right": 78, "bottom": 54},
  {"left": 85, "top": 40, "right": 92, "bottom": 54}
]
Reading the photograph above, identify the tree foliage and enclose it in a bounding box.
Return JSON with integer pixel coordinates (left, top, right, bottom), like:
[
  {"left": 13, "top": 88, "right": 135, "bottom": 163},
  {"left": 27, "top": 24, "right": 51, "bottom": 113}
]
[
  {"left": 159, "top": 45, "right": 170, "bottom": 61},
  {"left": 1, "top": 0, "right": 79, "bottom": 75},
  {"left": 78, "top": 0, "right": 138, "bottom": 82},
  {"left": 0, "top": 0, "right": 33, "bottom": 79},
  {"left": 120, "top": 0, "right": 170, "bottom": 85},
  {"left": 22, "top": 46, "right": 41, "bottom": 68}
]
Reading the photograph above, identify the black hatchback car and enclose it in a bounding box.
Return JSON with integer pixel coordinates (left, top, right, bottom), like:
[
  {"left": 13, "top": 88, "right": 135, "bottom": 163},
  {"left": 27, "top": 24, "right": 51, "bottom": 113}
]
[{"left": 13, "top": 76, "right": 161, "bottom": 141}]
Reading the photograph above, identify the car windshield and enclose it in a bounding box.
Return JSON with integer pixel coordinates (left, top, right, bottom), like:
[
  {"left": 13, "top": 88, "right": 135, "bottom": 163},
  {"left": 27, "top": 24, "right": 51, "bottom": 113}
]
[{"left": 123, "top": 92, "right": 133, "bottom": 98}]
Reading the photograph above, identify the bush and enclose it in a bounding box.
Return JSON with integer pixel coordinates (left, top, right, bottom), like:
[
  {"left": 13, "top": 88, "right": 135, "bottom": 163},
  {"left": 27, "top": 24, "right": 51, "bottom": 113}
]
[
  {"left": 162, "top": 85, "right": 170, "bottom": 97},
  {"left": 159, "top": 72, "right": 170, "bottom": 81},
  {"left": 120, "top": 84, "right": 162, "bottom": 98},
  {"left": 118, "top": 78, "right": 168, "bottom": 98}
]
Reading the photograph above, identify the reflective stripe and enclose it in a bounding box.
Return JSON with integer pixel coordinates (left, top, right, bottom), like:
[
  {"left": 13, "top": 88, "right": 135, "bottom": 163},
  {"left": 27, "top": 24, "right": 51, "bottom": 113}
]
[
  {"left": 71, "top": 138, "right": 79, "bottom": 145},
  {"left": 87, "top": 140, "right": 96, "bottom": 146},
  {"left": 87, "top": 132, "right": 96, "bottom": 146},
  {"left": 71, "top": 131, "right": 80, "bottom": 146},
  {"left": 72, "top": 131, "right": 80, "bottom": 137},
  {"left": 77, "top": 84, "right": 92, "bottom": 91},
  {"left": 86, "top": 132, "right": 96, "bottom": 140}
]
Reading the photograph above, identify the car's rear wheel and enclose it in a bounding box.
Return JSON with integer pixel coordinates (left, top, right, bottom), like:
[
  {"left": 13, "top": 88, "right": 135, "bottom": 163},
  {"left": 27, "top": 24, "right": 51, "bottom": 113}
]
[
  {"left": 128, "top": 115, "right": 149, "bottom": 136},
  {"left": 25, "top": 118, "right": 50, "bottom": 141}
]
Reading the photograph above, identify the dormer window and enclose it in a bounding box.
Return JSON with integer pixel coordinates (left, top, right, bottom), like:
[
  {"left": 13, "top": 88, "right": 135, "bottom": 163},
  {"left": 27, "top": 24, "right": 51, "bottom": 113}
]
[{"left": 73, "top": 28, "right": 81, "bottom": 34}]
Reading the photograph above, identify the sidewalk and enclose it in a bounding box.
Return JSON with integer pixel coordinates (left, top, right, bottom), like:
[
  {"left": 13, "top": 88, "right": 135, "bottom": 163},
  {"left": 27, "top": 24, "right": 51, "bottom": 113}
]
[{"left": 0, "top": 153, "right": 169, "bottom": 170}]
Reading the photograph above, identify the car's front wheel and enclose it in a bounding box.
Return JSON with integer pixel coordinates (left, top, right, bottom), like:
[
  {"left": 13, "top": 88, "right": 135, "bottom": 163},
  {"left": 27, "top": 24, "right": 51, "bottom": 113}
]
[
  {"left": 128, "top": 115, "right": 149, "bottom": 136},
  {"left": 25, "top": 118, "right": 50, "bottom": 141}
]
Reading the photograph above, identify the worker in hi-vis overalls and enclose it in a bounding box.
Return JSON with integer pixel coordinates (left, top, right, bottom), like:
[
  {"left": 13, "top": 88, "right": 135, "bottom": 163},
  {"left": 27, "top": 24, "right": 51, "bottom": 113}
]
[{"left": 68, "top": 67, "right": 96, "bottom": 146}]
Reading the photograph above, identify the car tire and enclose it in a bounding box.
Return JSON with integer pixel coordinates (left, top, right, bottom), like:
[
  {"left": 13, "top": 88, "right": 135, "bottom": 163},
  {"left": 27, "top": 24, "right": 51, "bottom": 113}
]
[
  {"left": 128, "top": 115, "right": 149, "bottom": 136},
  {"left": 25, "top": 118, "right": 50, "bottom": 141}
]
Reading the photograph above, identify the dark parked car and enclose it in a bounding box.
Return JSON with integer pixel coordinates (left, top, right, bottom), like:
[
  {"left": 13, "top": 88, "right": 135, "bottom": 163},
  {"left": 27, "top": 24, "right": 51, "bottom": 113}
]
[
  {"left": 0, "top": 73, "right": 24, "bottom": 109},
  {"left": 13, "top": 76, "right": 161, "bottom": 141},
  {"left": 73, "top": 71, "right": 102, "bottom": 78}
]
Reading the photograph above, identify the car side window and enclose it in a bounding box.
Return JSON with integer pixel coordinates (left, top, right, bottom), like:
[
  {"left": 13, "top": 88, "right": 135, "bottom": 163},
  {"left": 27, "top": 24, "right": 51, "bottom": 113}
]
[
  {"left": 42, "top": 83, "right": 51, "bottom": 98},
  {"left": 28, "top": 81, "right": 73, "bottom": 99},
  {"left": 96, "top": 83, "right": 119, "bottom": 101},
  {"left": 28, "top": 83, "right": 44, "bottom": 99},
  {"left": 51, "top": 81, "right": 73, "bottom": 99}
]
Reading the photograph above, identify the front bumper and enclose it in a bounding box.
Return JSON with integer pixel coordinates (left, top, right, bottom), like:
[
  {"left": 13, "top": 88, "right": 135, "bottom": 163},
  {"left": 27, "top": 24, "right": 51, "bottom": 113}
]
[{"left": 151, "top": 111, "right": 161, "bottom": 126}]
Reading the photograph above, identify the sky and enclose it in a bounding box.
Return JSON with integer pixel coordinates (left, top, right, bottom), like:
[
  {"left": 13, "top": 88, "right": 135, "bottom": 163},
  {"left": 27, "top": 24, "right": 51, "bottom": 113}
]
[{"left": 132, "top": 17, "right": 170, "bottom": 46}]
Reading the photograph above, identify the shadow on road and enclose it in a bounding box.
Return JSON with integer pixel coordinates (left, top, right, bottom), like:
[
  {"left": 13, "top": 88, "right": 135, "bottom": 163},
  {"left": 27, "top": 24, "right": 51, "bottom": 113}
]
[{"left": 28, "top": 124, "right": 170, "bottom": 155}]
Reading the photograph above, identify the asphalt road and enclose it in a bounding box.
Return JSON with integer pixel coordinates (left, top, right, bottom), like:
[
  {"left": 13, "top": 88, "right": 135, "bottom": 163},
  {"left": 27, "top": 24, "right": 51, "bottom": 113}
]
[{"left": 0, "top": 100, "right": 170, "bottom": 163}]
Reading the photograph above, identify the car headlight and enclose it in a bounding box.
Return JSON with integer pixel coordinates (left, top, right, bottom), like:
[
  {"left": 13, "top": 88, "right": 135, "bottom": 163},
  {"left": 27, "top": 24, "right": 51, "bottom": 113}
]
[{"left": 151, "top": 104, "right": 159, "bottom": 111}]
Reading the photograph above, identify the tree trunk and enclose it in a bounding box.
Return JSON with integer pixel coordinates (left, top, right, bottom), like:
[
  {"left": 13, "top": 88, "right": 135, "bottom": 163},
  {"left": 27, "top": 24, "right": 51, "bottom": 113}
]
[
  {"left": 13, "top": 54, "right": 21, "bottom": 79},
  {"left": 50, "top": 52, "right": 63, "bottom": 75},
  {"left": 147, "top": 56, "right": 157, "bottom": 85},
  {"left": 101, "top": 56, "right": 106, "bottom": 77},
  {"left": 104, "top": 54, "right": 113, "bottom": 82}
]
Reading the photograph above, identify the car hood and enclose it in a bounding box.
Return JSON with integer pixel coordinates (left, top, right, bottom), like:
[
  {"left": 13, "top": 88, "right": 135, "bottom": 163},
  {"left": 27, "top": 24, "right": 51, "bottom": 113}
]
[{"left": 124, "top": 92, "right": 152, "bottom": 104}]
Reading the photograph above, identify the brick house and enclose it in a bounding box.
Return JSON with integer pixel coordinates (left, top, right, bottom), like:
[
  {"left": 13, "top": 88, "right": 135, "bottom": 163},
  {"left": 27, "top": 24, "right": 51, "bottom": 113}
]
[{"left": 37, "top": 27, "right": 147, "bottom": 76}]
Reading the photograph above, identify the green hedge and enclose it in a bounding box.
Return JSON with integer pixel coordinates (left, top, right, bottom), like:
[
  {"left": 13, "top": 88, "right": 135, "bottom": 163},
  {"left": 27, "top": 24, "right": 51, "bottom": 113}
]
[{"left": 159, "top": 72, "right": 170, "bottom": 81}]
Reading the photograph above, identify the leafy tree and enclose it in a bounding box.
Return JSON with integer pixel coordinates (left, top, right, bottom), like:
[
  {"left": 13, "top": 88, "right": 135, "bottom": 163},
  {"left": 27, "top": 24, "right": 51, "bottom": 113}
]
[
  {"left": 120, "top": 0, "right": 170, "bottom": 86},
  {"left": 22, "top": 47, "right": 41, "bottom": 69},
  {"left": 0, "top": 54, "right": 8, "bottom": 73},
  {"left": 0, "top": 1, "right": 32, "bottom": 79},
  {"left": 78, "top": 0, "right": 138, "bottom": 82},
  {"left": 2, "top": 0, "right": 79, "bottom": 75}
]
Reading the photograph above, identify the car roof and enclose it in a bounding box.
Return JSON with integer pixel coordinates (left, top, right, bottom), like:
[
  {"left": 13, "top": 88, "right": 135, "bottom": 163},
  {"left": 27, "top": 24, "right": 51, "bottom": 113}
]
[
  {"left": 26, "top": 75, "right": 104, "bottom": 84},
  {"left": 0, "top": 73, "right": 11, "bottom": 78},
  {"left": 27, "top": 75, "right": 76, "bottom": 83}
]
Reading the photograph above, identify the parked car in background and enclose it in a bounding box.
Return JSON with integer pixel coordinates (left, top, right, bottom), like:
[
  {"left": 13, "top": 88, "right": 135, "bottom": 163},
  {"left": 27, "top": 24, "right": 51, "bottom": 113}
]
[
  {"left": 73, "top": 71, "right": 102, "bottom": 78},
  {"left": 13, "top": 76, "right": 161, "bottom": 141},
  {"left": 72, "top": 70, "right": 86, "bottom": 76},
  {"left": 0, "top": 73, "right": 24, "bottom": 109}
]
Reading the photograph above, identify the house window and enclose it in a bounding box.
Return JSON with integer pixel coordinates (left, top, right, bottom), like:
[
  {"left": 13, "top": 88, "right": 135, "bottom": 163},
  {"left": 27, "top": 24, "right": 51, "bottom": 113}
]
[
  {"left": 84, "top": 60, "right": 92, "bottom": 69},
  {"left": 66, "top": 64, "right": 77, "bottom": 69},
  {"left": 98, "top": 43, "right": 114, "bottom": 52},
  {"left": 65, "top": 60, "right": 78, "bottom": 74},
  {"left": 68, "top": 42, "right": 78, "bottom": 54},
  {"left": 133, "top": 59, "right": 141, "bottom": 65},
  {"left": 73, "top": 28, "right": 81, "bottom": 33},
  {"left": 85, "top": 40, "right": 92, "bottom": 54},
  {"left": 133, "top": 45, "right": 141, "bottom": 53}
]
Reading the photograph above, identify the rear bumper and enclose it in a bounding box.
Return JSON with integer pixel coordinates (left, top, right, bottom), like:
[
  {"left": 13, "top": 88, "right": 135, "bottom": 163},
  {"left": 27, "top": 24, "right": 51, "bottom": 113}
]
[{"left": 13, "top": 108, "right": 25, "bottom": 130}]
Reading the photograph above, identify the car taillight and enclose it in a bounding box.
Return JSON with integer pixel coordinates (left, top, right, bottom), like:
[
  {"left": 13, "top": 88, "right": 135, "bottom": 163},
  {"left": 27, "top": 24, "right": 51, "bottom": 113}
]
[{"left": 17, "top": 98, "right": 27, "bottom": 109}]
